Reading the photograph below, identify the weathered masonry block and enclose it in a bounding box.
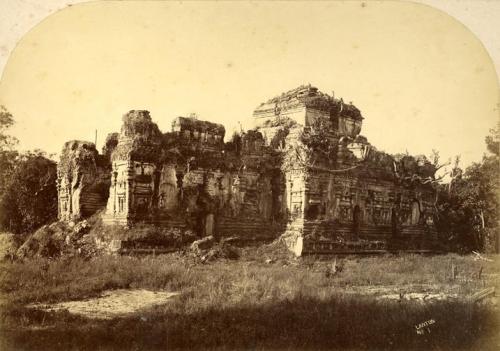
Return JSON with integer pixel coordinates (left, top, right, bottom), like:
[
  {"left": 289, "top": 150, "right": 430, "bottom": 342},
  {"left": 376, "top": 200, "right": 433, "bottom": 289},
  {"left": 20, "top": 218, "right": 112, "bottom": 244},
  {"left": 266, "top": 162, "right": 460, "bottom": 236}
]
[
  {"left": 57, "top": 85, "right": 439, "bottom": 255},
  {"left": 57, "top": 140, "right": 111, "bottom": 221}
]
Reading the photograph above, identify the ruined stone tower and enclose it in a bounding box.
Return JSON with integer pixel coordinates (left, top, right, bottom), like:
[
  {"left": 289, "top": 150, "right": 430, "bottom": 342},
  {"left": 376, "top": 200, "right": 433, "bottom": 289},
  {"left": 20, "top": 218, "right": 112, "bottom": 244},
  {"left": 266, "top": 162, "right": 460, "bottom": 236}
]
[{"left": 252, "top": 85, "right": 438, "bottom": 254}]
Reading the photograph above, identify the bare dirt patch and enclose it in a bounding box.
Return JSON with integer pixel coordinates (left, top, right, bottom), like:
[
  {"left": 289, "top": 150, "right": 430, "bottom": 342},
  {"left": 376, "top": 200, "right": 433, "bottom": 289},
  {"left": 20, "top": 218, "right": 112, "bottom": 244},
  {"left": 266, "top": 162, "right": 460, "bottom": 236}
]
[
  {"left": 342, "top": 284, "right": 462, "bottom": 302},
  {"left": 342, "top": 284, "right": 498, "bottom": 305},
  {"left": 29, "top": 289, "right": 179, "bottom": 319}
]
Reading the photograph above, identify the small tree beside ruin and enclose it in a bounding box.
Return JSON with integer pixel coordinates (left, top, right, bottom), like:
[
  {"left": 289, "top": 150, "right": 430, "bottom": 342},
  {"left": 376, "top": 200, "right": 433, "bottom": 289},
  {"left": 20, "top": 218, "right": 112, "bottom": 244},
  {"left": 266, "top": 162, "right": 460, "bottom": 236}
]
[
  {"left": 0, "top": 107, "right": 58, "bottom": 234},
  {"left": 435, "top": 127, "right": 499, "bottom": 253}
]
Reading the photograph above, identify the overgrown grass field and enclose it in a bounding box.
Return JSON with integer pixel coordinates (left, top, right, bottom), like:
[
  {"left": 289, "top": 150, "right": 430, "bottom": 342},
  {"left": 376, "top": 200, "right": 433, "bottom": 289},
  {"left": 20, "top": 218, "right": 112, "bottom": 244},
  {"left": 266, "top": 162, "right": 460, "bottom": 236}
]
[{"left": 0, "top": 249, "right": 499, "bottom": 350}]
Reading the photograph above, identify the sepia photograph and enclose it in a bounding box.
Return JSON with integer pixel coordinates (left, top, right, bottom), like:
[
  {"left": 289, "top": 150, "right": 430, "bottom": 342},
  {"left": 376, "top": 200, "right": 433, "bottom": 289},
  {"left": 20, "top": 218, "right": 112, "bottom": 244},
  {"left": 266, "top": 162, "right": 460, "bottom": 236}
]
[{"left": 0, "top": 1, "right": 498, "bottom": 350}]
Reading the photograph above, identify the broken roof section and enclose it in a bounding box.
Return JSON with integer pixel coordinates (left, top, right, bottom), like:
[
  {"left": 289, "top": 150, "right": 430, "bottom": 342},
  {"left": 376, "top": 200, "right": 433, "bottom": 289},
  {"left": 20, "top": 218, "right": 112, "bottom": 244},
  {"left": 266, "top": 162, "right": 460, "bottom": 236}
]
[
  {"left": 172, "top": 116, "right": 225, "bottom": 138},
  {"left": 253, "top": 84, "right": 364, "bottom": 123}
]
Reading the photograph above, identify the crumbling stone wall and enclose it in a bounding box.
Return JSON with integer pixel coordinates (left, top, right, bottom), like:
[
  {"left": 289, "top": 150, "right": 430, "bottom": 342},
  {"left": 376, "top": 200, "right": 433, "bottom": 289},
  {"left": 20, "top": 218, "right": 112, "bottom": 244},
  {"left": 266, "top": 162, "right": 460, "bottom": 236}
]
[
  {"left": 97, "top": 110, "right": 285, "bottom": 242},
  {"left": 58, "top": 85, "right": 440, "bottom": 255}
]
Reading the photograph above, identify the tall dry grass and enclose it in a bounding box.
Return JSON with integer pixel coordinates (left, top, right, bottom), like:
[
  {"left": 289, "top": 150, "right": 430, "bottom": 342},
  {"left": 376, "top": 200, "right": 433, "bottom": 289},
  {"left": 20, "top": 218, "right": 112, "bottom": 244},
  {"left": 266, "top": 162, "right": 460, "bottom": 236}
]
[{"left": 0, "top": 252, "right": 498, "bottom": 350}]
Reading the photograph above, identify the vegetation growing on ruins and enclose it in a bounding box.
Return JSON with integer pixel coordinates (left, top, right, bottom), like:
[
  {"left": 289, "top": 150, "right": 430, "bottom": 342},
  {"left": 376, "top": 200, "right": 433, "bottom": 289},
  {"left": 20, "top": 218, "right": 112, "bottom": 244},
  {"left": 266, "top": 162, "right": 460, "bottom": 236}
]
[{"left": 111, "top": 110, "right": 164, "bottom": 163}]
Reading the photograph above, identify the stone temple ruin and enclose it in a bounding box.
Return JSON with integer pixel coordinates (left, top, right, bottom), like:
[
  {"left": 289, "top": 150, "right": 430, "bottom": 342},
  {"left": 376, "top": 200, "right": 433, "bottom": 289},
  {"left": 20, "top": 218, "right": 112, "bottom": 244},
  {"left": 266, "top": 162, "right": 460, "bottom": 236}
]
[{"left": 57, "top": 85, "right": 440, "bottom": 255}]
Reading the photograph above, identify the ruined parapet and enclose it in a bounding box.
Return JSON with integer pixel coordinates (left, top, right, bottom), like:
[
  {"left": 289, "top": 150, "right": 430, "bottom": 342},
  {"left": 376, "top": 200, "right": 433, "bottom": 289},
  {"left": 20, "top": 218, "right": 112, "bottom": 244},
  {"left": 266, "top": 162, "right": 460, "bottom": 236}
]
[
  {"left": 172, "top": 116, "right": 225, "bottom": 152},
  {"left": 57, "top": 140, "right": 111, "bottom": 222},
  {"left": 253, "top": 85, "right": 363, "bottom": 139}
]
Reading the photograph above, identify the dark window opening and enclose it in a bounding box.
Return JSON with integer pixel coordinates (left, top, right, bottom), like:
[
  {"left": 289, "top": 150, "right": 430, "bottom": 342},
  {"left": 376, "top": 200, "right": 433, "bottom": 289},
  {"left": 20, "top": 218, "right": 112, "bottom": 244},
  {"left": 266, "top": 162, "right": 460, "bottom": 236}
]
[
  {"left": 306, "top": 204, "right": 320, "bottom": 220},
  {"left": 118, "top": 197, "right": 125, "bottom": 213}
]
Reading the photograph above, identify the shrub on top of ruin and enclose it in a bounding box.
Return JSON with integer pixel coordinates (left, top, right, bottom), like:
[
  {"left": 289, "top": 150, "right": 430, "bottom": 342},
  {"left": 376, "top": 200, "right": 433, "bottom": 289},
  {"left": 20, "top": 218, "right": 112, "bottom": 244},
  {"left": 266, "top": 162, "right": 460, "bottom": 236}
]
[
  {"left": 120, "top": 110, "right": 162, "bottom": 140},
  {"left": 224, "top": 132, "right": 243, "bottom": 155},
  {"left": 102, "top": 132, "right": 119, "bottom": 159}
]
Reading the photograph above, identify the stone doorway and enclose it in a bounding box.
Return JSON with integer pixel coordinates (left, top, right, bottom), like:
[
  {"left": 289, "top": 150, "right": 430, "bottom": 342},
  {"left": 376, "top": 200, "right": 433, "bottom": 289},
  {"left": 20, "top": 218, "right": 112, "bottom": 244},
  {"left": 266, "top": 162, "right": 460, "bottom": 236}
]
[
  {"left": 411, "top": 200, "right": 421, "bottom": 225},
  {"left": 391, "top": 208, "right": 398, "bottom": 237},
  {"left": 205, "top": 213, "right": 214, "bottom": 236}
]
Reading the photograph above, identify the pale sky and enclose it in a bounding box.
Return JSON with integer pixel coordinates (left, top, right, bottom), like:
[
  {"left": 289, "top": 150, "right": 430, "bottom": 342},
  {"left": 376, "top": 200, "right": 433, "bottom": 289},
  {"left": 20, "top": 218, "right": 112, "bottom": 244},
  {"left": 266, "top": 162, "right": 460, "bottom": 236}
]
[{"left": 0, "top": 1, "right": 498, "bottom": 169}]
